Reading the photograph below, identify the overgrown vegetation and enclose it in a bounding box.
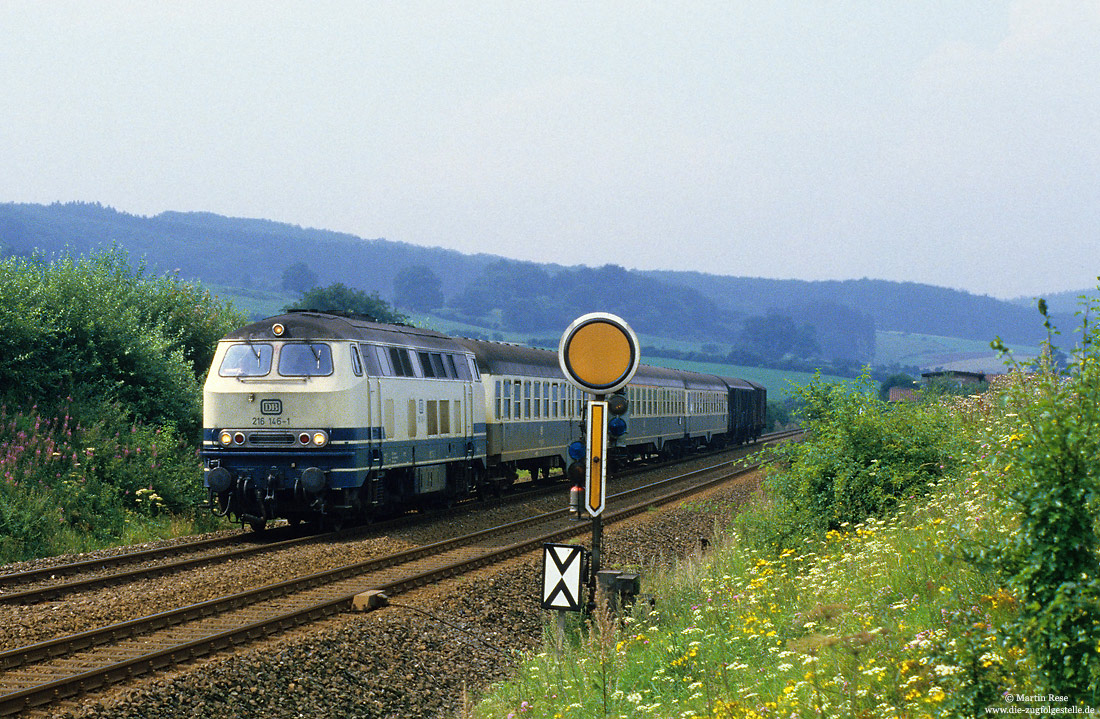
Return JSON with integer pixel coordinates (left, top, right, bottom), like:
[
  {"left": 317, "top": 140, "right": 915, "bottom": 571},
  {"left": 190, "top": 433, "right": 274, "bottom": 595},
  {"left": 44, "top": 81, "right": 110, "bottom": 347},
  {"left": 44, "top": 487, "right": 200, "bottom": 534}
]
[
  {"left": 0, "top": 249, "right": 245, "bottom": 562},
  {"left": 470, "top": 296, "right": 1100, "bottom": 717},
  {"left": 737, "top": 370, "right": 963, "bottom": 551},
  {"left": 980, "top": 298, "right": 1100, "bottom": 702}
]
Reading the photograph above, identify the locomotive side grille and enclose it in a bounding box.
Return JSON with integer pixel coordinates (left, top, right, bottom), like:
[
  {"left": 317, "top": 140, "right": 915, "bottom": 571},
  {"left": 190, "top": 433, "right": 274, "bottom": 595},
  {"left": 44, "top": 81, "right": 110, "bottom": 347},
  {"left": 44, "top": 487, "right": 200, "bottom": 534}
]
[{"left": 248, "top": 432, "right": 297, "bottom": 446}]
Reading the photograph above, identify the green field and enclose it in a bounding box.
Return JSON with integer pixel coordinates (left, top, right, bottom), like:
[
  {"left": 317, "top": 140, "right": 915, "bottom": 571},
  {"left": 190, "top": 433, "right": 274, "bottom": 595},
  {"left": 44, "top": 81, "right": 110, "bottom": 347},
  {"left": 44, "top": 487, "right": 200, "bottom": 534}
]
[
  {"left": 204, "top": 284, "right": 296, "bottom": 320},
  {"left": 642, "top": 357, "right": 845, "bottom": 402},
  {"left": 874, "top": 330, "right": 1035, "bottom": 373}
]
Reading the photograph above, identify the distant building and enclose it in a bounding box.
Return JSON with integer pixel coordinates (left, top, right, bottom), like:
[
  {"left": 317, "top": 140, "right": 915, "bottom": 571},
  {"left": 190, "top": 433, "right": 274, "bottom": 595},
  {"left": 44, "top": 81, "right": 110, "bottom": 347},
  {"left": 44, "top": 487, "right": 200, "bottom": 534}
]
[
  {"left": 921, "top": 370, "right": 988, "bottom": 388},
  {"left": 888, "top": 386, "right": 919, "bottom": 402}
]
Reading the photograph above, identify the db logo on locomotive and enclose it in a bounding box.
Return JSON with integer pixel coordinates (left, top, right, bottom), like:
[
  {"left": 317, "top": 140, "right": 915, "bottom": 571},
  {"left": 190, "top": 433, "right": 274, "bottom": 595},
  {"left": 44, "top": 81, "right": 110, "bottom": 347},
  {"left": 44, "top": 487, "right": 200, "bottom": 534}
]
[{"left": 259, "top": 399, "right": 282, "bottom": 415}]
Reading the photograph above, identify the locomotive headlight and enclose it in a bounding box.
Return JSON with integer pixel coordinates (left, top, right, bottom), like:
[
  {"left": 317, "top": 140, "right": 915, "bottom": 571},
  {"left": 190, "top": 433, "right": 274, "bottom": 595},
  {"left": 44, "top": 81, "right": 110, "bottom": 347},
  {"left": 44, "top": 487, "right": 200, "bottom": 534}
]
[
  {"left": 312, "top": 431, "right": 329, "bottom": 447},
  {"left": 219, "top": 431, "right": 233, "bottom": 446}
]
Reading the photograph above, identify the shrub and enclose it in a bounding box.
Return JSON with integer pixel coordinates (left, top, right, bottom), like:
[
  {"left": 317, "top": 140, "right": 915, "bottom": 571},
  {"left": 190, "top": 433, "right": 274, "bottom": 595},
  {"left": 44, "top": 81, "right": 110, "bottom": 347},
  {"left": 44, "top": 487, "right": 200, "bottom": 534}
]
[
  {"left": 0, "top": 248, "right": 245, "bottom": 437},
  {"left": 746, "top": 370, "right": 962, "bottom": 550}
]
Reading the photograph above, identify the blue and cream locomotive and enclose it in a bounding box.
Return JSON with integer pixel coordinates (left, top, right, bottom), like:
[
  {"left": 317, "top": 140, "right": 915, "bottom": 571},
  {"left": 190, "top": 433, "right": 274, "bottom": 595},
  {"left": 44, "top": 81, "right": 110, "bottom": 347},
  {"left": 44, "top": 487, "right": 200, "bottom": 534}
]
[{"left": 201, "top": 311, "right": 765, "bottom": 530}]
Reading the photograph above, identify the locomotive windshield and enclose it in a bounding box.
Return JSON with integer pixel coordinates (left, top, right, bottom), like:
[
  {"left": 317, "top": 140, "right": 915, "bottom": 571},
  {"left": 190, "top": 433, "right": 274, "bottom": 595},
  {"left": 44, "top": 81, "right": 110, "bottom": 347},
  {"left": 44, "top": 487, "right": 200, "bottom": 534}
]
[
  {"left": 219, "top": 343, "right": 273, "bottom": 377},
  {"left": 278, "top": 343, "right": 334, "bottom": 376}
]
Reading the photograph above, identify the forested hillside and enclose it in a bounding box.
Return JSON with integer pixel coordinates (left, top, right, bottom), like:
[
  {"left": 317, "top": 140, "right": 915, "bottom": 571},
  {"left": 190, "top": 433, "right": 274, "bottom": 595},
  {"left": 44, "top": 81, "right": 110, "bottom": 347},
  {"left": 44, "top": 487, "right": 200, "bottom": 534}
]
[
  {"left": 643, "top": 270, "right": 1055, "bottom": 345},
  {"left": 0, "top": 202, "right": 1064, "bottom": 369}
]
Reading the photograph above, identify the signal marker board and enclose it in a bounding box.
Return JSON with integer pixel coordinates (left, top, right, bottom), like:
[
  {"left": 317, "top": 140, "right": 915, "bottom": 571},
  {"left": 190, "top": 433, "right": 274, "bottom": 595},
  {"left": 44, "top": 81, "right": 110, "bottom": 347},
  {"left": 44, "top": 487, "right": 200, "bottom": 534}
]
[{"left": 541, "top": 543, "right": 587, "bottom": 611}]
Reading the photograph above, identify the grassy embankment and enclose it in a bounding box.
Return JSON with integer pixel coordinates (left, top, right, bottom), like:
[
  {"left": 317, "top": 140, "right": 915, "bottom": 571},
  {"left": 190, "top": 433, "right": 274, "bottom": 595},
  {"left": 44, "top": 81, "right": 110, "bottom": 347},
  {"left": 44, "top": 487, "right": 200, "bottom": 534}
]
[{"left": 469, "top": 350, "right": 1100, "bottom": 717}]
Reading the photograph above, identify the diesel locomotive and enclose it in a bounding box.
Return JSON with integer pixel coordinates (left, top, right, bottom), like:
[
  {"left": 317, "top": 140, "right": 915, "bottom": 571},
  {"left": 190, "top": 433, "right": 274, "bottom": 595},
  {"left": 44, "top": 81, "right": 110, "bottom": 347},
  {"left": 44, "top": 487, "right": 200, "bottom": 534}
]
[{"left": 201, "top": 311, "right": 765, "bottom": 530}]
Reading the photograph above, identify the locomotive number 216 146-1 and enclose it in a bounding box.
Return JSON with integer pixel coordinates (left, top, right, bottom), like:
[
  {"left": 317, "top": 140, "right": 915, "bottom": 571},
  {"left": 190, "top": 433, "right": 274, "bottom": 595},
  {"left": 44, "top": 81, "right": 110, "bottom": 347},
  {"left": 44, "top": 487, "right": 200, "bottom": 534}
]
[{"left": 251, "top": 416, "right": 292, "bottom": 426}]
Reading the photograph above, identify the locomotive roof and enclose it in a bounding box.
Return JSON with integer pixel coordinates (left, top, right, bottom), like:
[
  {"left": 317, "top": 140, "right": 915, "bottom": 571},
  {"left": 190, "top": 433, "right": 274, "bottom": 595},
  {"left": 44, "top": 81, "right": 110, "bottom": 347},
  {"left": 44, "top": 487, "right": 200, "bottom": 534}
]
[{"left": 220, "top": 312, "right": 471, "bottom": 353}]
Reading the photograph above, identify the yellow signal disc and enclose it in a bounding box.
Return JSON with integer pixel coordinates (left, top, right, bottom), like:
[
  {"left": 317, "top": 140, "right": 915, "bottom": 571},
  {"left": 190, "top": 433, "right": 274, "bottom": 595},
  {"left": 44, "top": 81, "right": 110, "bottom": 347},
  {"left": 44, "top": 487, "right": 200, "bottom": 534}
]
[{"left": 559, "top": 313, "right": 639, "bottom": 393}]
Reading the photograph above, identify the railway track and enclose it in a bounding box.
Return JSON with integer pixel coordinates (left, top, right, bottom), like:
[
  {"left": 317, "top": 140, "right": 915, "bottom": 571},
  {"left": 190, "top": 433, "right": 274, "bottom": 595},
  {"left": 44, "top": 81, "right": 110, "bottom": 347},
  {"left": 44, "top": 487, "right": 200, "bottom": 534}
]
[
  {"left": 0, "top": 430, "right": 799, "bottom": 716},
  {"left": 0, "top": 430, "right": 796, "bottom": 607}
]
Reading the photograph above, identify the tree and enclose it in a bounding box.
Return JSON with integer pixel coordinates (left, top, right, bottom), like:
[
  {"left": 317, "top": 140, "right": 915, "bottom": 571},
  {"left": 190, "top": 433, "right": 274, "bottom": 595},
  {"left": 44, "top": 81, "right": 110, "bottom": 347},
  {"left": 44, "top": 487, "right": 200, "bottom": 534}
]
[
  {"left": 393, "top": 265, "right": 444, "bottom": 312},
  {"left": 740, "top": 312, "right": 819, "bottom": 359},
  {"left": 280, "top": 262, "right": 318, "bottom": 294},
  {"left": 285, "top": 283, "right": 407, "bottom": 324}
]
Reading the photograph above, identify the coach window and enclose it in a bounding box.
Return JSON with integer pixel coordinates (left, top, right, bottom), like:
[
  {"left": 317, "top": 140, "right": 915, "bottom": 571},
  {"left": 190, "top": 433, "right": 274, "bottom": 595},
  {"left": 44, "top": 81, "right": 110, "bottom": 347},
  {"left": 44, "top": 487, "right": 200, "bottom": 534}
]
[
  {"left": 278, "top": 343, "right": 333, "bottom": 377},
  {"left": 495, "top": 381, "right": 502, "bottom": 419},
  {"left": 533, "top": 382, "right": 541, "bottom": 418},
  {"left": 524, "top": 381, "right": 531, "bottom": 419},
  {"left": 514, "top": 380, "right": 522, "bottom": 419},
  {"left": 551, "top": 384, "right": 559, "bottom": 419}
]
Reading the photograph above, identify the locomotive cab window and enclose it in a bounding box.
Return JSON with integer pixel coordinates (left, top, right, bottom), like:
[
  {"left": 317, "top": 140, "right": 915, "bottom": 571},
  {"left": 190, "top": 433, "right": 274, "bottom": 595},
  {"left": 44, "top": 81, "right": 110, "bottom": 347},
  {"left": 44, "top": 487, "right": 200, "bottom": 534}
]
[
  {"left": 219, "top": 343, "right": 273, "bottom": 377},
  {"left": 389, "top": 347, "right": 415, "bottom": 377},
  {"left": 350, "top": 345, "right": 363, "bottom": 376},
  {"left": 360, "top": 344, "right": 384, "bottom": 375},
  {"left": 278, "top": 343, "right": 334, "bottom": 376},
  {"left": 418, "top": 352, "right": 450, "bottom": 378}
]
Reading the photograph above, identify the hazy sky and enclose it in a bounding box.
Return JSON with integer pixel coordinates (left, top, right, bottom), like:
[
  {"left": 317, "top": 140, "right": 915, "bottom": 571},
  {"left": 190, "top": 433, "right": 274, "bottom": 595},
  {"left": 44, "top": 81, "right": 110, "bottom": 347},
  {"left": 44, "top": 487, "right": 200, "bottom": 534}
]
[{"left": 3, "top": 1, "right": 1098, "bottom": 299}]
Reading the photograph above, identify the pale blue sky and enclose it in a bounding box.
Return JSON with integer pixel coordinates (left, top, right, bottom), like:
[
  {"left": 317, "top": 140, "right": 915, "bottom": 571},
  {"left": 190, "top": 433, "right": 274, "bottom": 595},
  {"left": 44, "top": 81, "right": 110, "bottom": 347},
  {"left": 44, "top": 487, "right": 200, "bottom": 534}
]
[{"left": 2, "top": 1, "right": 1097, "bottom": 298}]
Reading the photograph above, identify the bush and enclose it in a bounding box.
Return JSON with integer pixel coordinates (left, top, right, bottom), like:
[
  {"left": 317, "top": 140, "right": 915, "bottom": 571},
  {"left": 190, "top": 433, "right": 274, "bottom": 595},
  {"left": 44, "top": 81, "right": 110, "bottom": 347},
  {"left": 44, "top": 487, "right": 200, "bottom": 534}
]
[
  {"left": 0, "top": 248, "right": 245, "bottom": 562},
  {"left": 745, "top": 371, "right": 962, "bottom": 551},
  {"left": 0, "top": 248, "right": 245, "bottom": 436},
  {"left": 0, "top": 398, "right": 213, "bottom": 562}
]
